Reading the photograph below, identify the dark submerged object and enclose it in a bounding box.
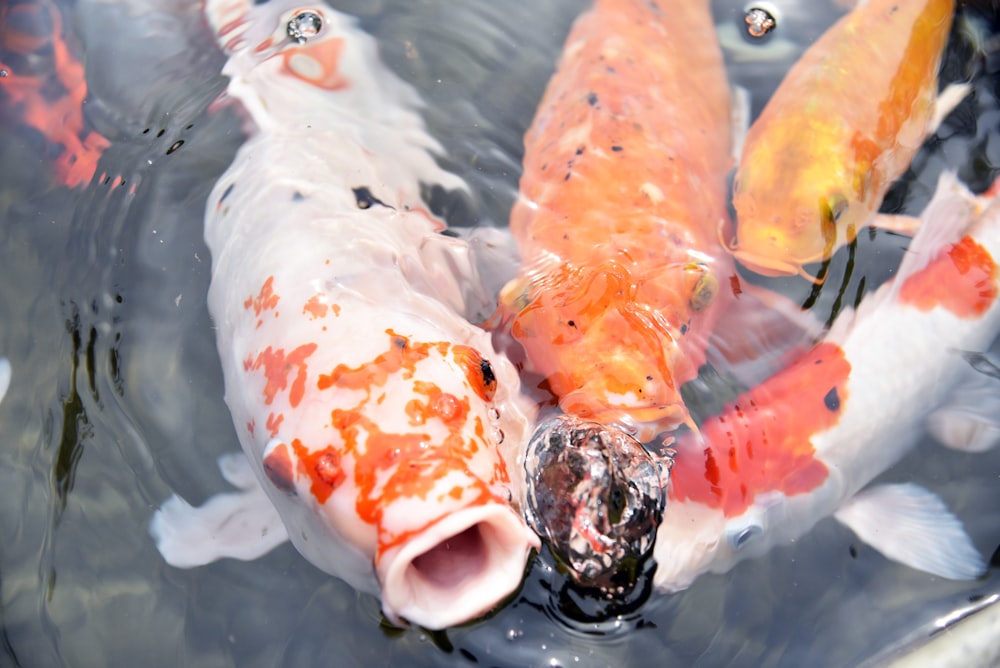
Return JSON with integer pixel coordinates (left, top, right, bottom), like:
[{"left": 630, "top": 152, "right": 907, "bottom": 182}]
[{"left": 524, "top": 414, "right": 673, "bottom": 589}]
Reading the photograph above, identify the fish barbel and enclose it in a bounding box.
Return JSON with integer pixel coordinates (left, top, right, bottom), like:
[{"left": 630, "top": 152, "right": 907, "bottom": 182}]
[
  {"left": 729, "top": 0, "right": 956, "bottom": 278},
  {"left": 495, "top": 0, "right": 736, "bottom": 437},
  {"left": 150, "top": 0, "right": 539, "bottom": 629},
  {"left": 655, "top": 171, "right": 1000, "bottom": 592}
]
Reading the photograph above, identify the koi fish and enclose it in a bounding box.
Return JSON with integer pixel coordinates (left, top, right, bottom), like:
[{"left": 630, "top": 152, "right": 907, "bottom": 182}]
[
  {"left": 653, "top": 171, "right": 1000, "bottom": 592},
  {"left": 495, "top": 0, "right": 738, "bottom": 437},
  {"left": 150, "top": 0, "right": 539, "bottom": 630},
  {"left": 728, "top": 0, "right": 959, "bottom": 278},
  {"left": 0, "top": 0, "right": 109, "bottom": 188}
]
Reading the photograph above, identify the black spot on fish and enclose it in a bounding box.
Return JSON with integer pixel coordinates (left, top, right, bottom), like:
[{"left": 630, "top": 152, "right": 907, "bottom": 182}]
[
  {"left": 220, "top": 182, "right": 235, "bottom": 203},
  {"left": 352, "top": 186, "right": 390, "bottom": 210},
  {"left": 645, "top": 375, "right": 653, "bottom": 382},
  {"left": 564, "top": 172, "right": 571, "bottom": 181},
  {"left": 849, "top": 544, "right": 858, "bottom": 559},
  {"left": 440, "top": 228, "right": 459, "bottom": 238},
  {"left": 824, "top": 387, "right": 840, "bottom": 412},
  {"left": 680, "top": 323, "right": 688, "bottom": 335},
  {"left": 567, "top": 320, "right": 576, "bottom": 328},
  {"left": 156, "top": 128, "right": 165, "bottom": 138},
  {"left": 480, "top": 358, "right": 496, "bottom": 389},
  {"left": 575, "top": 146, "right": 585, "bottom": 156},
  {"left": 587, "top": 92, "right": 598, "bottom": 106},
  {"left": 611, "top": 145, "right": 623, "bottom": 152},
  {"left": 292, "top": 191, "right": 305, "bottom": 202}
]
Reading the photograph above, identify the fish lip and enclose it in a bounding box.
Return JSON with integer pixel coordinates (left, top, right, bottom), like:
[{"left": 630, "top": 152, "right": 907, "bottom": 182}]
[{"left": 376, "top": 504, "right": 538, "bottom": 629}]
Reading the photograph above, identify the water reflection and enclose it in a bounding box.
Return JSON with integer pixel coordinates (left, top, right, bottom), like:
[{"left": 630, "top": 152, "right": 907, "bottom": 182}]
[{"left": 0, "top": 0, "right": 998, "bottom": 666}]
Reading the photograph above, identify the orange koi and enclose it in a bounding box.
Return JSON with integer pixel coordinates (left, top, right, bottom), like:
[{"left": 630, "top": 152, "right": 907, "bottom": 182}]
[
  {"left": 0, "top": 0, "right": 108, "bottom": 188},
  {"left": 729, "top": 0, "right": 956, "bottom": 278},
  {"left": 496, "top": 0, "right": 736, "bottom": 436}
]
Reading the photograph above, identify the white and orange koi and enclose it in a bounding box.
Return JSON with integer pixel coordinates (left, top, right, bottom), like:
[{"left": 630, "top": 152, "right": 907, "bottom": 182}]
[
  {"left": 728, "top": 0, "right": 959, "bottom": 278},
  {"left": 654, "top": 172, "right": 1000, "bottom": 592},
  {"left": 494, "top": 0, "right": 742, "bottom": 438},
  {"left": 150, "top": 0, "right": 539, "bottom": 629},
  {"left": 0, "top": 0, "right": 109, "bottom": 188}
]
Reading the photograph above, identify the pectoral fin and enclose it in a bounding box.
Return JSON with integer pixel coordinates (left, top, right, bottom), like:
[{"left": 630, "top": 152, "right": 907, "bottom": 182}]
[
  {"left": 927, "top": 351, "right": 1000, "bottom": 453},
  {"left": 931, "top": 83, "right": 974, "bottom": 135},
  {"left": 149, "top": 453, "right": 288, "bottom": 568},
  {"left": 834, "top": 482, "right": 985, "bottom": 580}
]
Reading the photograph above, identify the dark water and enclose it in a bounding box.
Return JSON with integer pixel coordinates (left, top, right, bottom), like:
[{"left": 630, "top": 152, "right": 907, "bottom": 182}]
[{"left": 0, "top": 0, "right": 999, "bottom": 666}]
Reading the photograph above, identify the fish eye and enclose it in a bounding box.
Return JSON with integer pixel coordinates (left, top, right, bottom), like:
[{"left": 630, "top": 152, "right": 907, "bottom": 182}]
[
  {"left": 452, "top": 345, "right": 498, "bottom": 402},
  {"left": 727, "top": 522, "right": 763, "bottom": 550},
  {"left": 822, "top": 192, "right": 849, "bottom": 223}
]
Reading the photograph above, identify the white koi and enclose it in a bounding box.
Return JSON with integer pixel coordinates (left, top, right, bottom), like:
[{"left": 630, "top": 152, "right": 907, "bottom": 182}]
[
  {"left": 655, "top": 172, "right": 1000, "bottom": 592},
  {"left": 150, "top": 0, "right": 539, "bottom": 629}
]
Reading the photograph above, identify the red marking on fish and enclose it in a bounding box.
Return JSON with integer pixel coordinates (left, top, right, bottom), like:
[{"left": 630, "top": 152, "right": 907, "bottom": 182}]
[
  {"left": 317, "top": 330, "right": 441, "bottom": 395},
  {"left": 243, "top": 342, "right": 318, "bottom": 407},
  {"left": 0, "top": 0, "right": 109, "bottom": 188},
  {"left": 303, "top": 295, "right": 328, "bottom": 319},
  {"left": 265, "top": 411, "right": 284, "bottom": 438},
  {"left": 244, "top": 276, "right": 280, "bottom": 316},
  {"left": 669, "top": 343, "right": 850, "bottom": 516},
  {"left": 899, "top": 236, "right": 999, "bottom": 317},
  {"left": 290, "top": 439, "right": 346, "bottom": 503},
  {"left": 281, "top": 37, "right": 349, "bottom": 91},
  {"left": 405, "top": 381, "right": 471, "bottom": 429}
]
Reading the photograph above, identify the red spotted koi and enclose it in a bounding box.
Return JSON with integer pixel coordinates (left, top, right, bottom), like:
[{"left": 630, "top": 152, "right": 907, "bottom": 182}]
[
  {"left": 0, "top": 0, "right": 108, "bottom": 188},
  {"left": 150, "top": 0, "right": 539, "bottom": 629},
  {"left": 654, "top": 172, "right": 1000, "bottom": 591},
  {"left": 494, "top": 0, "right": 738, "bottom": 438},
  {"left": 728, "top": 0, "right": 958, "bottom": 278}
]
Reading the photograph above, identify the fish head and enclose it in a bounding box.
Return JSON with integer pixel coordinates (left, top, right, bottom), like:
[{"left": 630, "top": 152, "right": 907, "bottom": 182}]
[
  {"left": 731, "top": 169, "right": 857, "bottom": 279},
  {"left": 509, "top": 261, "right": 718, "bottom": 435},
  {"left": 524, "top": 414, "right": 673, "bottom": 590},
  {"left": 243, "top": 322, "right": 539, "bottom": 629}
]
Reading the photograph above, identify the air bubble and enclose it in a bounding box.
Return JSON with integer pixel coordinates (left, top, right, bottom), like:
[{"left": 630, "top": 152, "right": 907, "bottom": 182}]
[
  {"left": 287, "top": 11, "right": 323, "bottom": 44},
  {"left": 744, "top": 6, "right": 777, "bottom": 38}
]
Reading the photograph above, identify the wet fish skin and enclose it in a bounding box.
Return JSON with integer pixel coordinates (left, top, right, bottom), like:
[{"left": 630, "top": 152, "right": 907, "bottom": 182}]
[
  {"left": 495, "top": 0, "right": 737, "bottom": 438},
  {"left": 655, "top": 172, "right": 1000, "bottom": 593},
  {"left": 729, "top": 0, "right": 956, "bottom": 278},
  {"left": 150, "top": 0, "right": 539, "bottom": 630}
]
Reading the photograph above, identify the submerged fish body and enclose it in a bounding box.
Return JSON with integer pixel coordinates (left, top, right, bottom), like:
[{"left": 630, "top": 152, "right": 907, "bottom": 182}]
[
  {"left": 655, "top": 172, "right": 1000, "bottom": 592},
  {"left": 730, "top": 0, "right": 955, "bottom": 277},
  {"left": 151, "top": 0, "right": 539, "bottom": 630},
  {"left": 496, "top": 0, "right": 736, "bottom": 436},
  {"left": 0, "top": 0, "right": 109, "bottom": 188}
]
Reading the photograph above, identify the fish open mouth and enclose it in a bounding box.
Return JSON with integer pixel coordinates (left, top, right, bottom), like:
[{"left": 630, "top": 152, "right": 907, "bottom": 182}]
[{"left": 377, "top": 505, "right": 539, "bottom": 629}]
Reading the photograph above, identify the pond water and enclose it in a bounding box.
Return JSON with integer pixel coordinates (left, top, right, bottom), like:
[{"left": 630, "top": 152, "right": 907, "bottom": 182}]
[{"left": 1, "top": 0, "right": 999, "bottom": 666}]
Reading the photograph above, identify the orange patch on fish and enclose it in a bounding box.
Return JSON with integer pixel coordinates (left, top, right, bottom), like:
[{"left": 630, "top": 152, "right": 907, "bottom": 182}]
[
  {"left": 243, "top": 342, "right": 318, "bottom": 407},
  {"left": 281, "top": 36, "right": 349, "bottom": 91},
  {"left": 290, "top": 439, "right": 346, "bottom": 504},
  {"left": 303, "top": 295, "right": 328, "bottom": 319},
  {"left": 317, "top": 330, "right": 445, "bottom": 395},
  {"left": 244, "top": 276, "right": 280, "bottom": 316},
  {"left": 0, "top": 0, "right": 109, "bottom": 188},
  {"left": 669, "top": 343, "right": 850, "bottom": 516},
  {"left": 899, "top": 236, "right": 999, "bottom": 317}
]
